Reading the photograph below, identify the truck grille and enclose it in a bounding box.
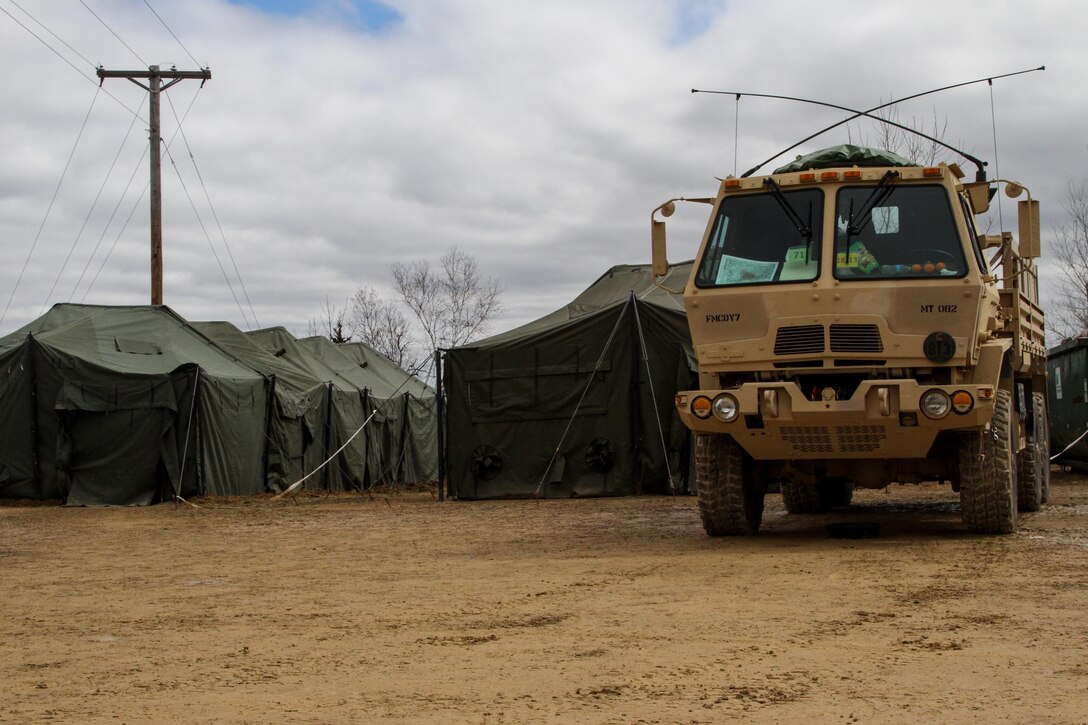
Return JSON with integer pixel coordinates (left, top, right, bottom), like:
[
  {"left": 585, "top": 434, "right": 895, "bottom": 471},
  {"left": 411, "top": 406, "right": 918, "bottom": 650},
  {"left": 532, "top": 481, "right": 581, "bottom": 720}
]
[
  {"left": 836, "top": 425, "right": 887, "bottom": 452},
  {"left": 781, "top": 426, "right": 833, "bottom": 453},
  {"left": 781, "top": 425, "right": 887, "bottom": 454},
  {"left": 829, "top": 324, "right": 883, "bottom": 353},
  {"left": 774, "top": 325, "right": 825, "bottom": 356}
]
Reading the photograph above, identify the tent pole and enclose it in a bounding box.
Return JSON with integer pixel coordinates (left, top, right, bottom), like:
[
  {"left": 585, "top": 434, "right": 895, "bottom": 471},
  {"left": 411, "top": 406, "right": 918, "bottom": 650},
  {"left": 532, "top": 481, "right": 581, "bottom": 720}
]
[
  {"left": 435, "top": 348, "right": 446, "bottom": 501},
  {"left": 629, "top": 293, "right": 643, "bottom": 496},
  {"left": 27, "top": 334, "right": 43, "bottom": 500},
  {"left": 396, "top": 392, "right": 411, "bottom": 487},
  {"left": 632, "top": 295, "right": 677, "bottom": 495},
  {"left": 262, "top": 375, "right": 276, "bottom": 492},
  {"left": 533, "top": 297, "right": 631, "bottom": 498},
  {"left": 193, "top": 369, "right": 206, "bottom": 496},
  {"left": 323, "top": 382, "right": 334, "bottom": 492}
]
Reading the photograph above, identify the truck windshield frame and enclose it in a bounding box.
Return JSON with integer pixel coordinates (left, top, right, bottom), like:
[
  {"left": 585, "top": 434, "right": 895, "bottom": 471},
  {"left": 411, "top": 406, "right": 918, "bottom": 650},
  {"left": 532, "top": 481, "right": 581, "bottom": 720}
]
[
  {"left": 694, "top": 188, "right": 824, "bottom": 288},
  {"left": 833, "top": 184, "right": 968, "bottom": 280}
]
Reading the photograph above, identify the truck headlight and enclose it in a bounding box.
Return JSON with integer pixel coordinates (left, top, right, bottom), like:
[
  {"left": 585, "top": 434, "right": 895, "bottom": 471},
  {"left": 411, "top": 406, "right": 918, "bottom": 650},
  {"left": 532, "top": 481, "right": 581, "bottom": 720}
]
[
  {"left": 921, "top": 389, "right": 951, "bottom": 419},
  {"left": 712, "top": 394, "right": 739, "bottom": 422}
]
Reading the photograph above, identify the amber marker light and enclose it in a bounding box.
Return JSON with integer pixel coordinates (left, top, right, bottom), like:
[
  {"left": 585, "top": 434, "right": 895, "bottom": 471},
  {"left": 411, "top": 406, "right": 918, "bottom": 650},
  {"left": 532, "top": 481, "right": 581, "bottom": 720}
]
[
  {"left": 799, "top": 172, "right": 817, "bottom": 183},
  {"left": 723, "top": 178, "right": 742, "bottom": 189},
  {"left": 923, "top": 167, "right": 943, "bottom": 177},
  {"left": 844, "top": 169, "right": 862, "bottom": 180},
  {"left": 691, "top": 395, "right": 713, "bottom": 419},
  {"left": 951, "top": 390, "right": 974, "bottom": 414},
  {"left": 820, "top": 171, "right": 839, "bottom": 181}
]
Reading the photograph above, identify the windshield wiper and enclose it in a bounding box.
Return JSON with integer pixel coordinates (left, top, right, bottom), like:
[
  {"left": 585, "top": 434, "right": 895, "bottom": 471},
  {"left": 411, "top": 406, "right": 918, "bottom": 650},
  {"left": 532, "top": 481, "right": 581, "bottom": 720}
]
[
  {"left": 847, "top": 170, "right": 899, "bottom": 239},
  {"left": 762, "top": 177, "right": 812, "bottom": 241}
]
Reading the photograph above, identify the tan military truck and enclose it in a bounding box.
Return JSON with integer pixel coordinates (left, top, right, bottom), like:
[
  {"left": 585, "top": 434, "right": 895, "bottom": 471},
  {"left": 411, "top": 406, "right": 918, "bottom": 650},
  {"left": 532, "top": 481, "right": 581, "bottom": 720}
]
[{"left": 651, "top": 144, "right": 1046, "bottom": 535}]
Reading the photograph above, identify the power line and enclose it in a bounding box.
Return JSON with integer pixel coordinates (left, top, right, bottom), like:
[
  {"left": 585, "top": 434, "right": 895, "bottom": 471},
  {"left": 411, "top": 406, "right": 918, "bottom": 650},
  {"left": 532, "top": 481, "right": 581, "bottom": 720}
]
[
  {"left": 79, "top": 0, "right": 146, "bottom": 66},
  {"left": 162, "top": 141, "right": 254, "bottom": 328},
  {"left": 143, "top": 0, "right": 201, "bottom": 68},
  {"left": 82, "top": 180, "right": 149, "bottom": 303},
  {"left": 165, "top": 92, "right": 260, "bottom": 328},
  {"left": 8, "top": 0, "right": 94, "bottom": 67},
  {"left": 0, "top": 2, "right": 142, "bottom": 119},
  {"left": 50, "top": 108, "right": 144, "bottom": 309},
  {"left": 71, "top": 141, "right": 149, "bottom": 303},
  {"left": 1, "top": 88, "right": 101, "bottom": 329}
]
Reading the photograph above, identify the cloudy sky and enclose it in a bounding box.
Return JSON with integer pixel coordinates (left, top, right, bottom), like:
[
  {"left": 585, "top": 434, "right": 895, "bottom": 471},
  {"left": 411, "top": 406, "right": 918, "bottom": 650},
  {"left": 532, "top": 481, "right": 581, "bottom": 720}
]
[{"left": 0, "top": 0, "right": 1083, "bottom": 344}]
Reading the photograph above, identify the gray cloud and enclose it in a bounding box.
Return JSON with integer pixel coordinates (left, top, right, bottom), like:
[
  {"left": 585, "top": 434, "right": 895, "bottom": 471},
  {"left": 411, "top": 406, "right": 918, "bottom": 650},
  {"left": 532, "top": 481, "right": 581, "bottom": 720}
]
[{"left": 0, "top": 0, "right": 1079, "bottom": 342}]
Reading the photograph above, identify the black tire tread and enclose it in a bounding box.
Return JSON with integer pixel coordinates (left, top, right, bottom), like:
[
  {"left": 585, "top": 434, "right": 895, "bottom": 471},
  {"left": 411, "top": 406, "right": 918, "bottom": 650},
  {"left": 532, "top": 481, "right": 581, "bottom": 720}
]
[
  {"left": 782, "top": 481, "right": 823, "bottom": 514},
  {"left": 1018, "top": 392, "right": 1048, "bottom": 512},
  {"left": 695, "top": 434, "right": 763, "bottom": 536},
  {"left": 960, "top": 389, "right": 1018, "bottom": 534}
]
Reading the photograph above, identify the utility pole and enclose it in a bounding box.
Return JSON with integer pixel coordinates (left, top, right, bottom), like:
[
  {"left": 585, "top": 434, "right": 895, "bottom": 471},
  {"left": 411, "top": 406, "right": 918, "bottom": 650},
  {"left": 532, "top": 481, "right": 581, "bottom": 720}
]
[{"left": 97, "top": 65, "right": 211, "bottom": 305}]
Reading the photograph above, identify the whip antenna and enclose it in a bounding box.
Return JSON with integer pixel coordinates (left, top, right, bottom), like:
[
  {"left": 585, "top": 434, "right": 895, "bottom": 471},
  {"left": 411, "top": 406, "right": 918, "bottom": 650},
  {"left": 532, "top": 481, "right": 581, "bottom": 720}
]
[{"left": 693, "top": 65, "right": 1044, "bottom": 181}]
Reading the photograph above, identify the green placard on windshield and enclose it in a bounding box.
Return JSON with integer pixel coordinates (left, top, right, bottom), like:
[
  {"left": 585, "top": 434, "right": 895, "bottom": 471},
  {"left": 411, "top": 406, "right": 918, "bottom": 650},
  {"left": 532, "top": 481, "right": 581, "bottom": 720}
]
[{"left": 786, "top": 246, "right": 809, "bottom": 264}]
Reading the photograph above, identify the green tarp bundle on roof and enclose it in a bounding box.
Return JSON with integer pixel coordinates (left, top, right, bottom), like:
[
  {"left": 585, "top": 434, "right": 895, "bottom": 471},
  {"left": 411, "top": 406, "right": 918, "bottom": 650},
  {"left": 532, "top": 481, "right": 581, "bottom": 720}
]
[
  {"left": 0, "top": 304, "right": 437, "bottom": 505},
  {"left": 772, "top": 144, "right": 916, "bottom": 174},
  {"left": 442, "top": 262, "right": 695, "bottom": 499}
]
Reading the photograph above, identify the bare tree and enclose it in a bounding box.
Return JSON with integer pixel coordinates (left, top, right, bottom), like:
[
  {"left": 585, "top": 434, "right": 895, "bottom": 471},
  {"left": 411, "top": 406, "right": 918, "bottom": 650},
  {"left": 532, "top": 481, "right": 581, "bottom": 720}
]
[
  {"left": 1050, "top": 180, "right": 1088, "bottom": 341},
  {"left": 392, "top": 246, "right": 503, "bottom": 357},
  {"left": 847, "top": 102, "right": 953, "bottom": 166},
  {"left": 349, "top": 286, "right": 417, "bottom": 369},
  {"left": 307, "top": 296, "right": 353, "bottom": 343}
]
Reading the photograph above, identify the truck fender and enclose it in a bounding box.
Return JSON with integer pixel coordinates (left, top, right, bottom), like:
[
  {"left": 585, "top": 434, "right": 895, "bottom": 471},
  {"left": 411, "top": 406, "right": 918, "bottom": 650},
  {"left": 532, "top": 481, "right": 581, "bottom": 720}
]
[{"left": 975, "top": 339, "right": 1013, "bottom": 388}]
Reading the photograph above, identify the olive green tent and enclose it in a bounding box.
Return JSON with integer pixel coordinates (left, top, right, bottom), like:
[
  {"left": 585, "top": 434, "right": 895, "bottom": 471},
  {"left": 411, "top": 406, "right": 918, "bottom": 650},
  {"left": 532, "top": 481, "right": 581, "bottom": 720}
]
[
  {"left": 297, "top": 337, "right": 437, "bottom": 485},
  {"left": 442, "top": 262, "right": 694, "bottom": 499},
  {"left": 336, "top": 341, "right": 438, "bottom": 483},
  {"left": 244, "top": 327, "right": 371, "bottom": 492},
  {"left": 0, "top": 304, "right": 266, "bottom": 505},
  {"left": 190, "top": 320, "right": 331, "bottom": 492}
]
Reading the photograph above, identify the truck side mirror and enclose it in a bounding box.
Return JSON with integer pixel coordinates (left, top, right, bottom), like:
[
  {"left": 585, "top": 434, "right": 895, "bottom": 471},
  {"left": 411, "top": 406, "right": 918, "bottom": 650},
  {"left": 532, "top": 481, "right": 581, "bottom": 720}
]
[
  {"left": 964, "top": 182, "right": 991, "bottom": 214},
  {"left": 1018, "top": 199, "right": 1041, "bottom": 259},
  {"left": 652, "top": 219, "right": 669, "bottom": 277},
  {"left": 651, "top": 200, "right": 676, "bottom": 278}
]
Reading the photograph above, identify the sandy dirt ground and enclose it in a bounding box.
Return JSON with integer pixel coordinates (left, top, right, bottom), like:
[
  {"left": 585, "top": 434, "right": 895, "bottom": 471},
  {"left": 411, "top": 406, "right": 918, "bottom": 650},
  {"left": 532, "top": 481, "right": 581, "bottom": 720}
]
[{"left": 2, "top": 470, "right": 1087, "bottom": 724}]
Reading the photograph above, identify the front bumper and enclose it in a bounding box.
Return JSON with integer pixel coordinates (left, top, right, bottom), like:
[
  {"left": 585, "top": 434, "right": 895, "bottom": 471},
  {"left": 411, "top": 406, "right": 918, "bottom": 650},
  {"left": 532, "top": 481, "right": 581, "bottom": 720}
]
[{"left": 676, "top": 380, "right": 996, "bottom": 460}]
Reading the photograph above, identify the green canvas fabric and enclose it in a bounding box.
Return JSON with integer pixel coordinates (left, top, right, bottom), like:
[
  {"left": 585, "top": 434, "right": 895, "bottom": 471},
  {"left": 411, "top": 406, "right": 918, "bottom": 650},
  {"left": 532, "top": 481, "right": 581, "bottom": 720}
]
[
  {"left": 296, "top": 336, "right": 407, "bottom": 486},
  {"left": 443, "top": 262, "right": 695, "bottom": 499},
  {"left": 772, "top": 144, "right": 916, "bottom": 174},
  {"left": 246, "top": 328, "right": 369, "bottom": 492},
  {"left": 337, "top": 341, "right": 438, "bottom": 483},
  {"left": 0, "top": 304, "right": 266, "bottom": 505},
  {"left": 192, "top": 321, "right": 329, "bottom": 492}
]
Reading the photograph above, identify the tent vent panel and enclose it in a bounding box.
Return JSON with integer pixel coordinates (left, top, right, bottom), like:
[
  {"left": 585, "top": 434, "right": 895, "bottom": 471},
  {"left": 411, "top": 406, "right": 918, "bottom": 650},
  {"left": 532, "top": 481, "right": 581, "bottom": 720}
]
[
  {"left": 114, "top": 337, "right": 162, "bottom": 355},
  {"left": 470, "top": 445, "right": 503, "bottom": 480},
  {"left": 585, "top": 438, "right": 616, "bottom": 473}
]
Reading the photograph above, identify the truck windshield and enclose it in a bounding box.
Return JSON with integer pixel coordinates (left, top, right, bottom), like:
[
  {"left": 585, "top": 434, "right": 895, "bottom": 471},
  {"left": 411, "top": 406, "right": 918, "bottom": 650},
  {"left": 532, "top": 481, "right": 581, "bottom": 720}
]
[
  {"left": 694, "top": 189, "right": 823, "bottom": 287},
  {"left": 833, "top": 184, "right": 967, "bottom": 279}
]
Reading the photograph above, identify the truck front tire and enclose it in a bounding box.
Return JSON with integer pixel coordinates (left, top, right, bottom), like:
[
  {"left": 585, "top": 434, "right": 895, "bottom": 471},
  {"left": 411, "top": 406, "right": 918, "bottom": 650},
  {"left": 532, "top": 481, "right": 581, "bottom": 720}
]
[
  {"left": 960, "top": 389, "right": 1019, "bottom": 534},
  {"left": 695, "top": 434, "right": 764, "bottom": 535}
]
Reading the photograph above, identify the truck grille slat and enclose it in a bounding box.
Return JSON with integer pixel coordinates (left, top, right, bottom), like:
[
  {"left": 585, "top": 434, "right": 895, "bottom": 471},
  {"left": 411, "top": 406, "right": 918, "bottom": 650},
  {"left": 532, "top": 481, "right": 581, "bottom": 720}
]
[
  {"left": 774, "top": 325, "right": 825, "bottom": 355},
  {"left": 829, "top": 324, "right": 883, "bottom": 353}
]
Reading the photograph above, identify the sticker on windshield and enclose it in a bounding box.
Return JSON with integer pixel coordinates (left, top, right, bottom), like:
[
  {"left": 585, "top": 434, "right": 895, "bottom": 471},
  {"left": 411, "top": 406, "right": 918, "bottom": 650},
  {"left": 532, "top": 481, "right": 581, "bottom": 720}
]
[
  {"left": 785, "top": 246, "right": 809, "bottom": 264},
  {"left": 716, "top": 255, "right": 779, "bottom": 284}
]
